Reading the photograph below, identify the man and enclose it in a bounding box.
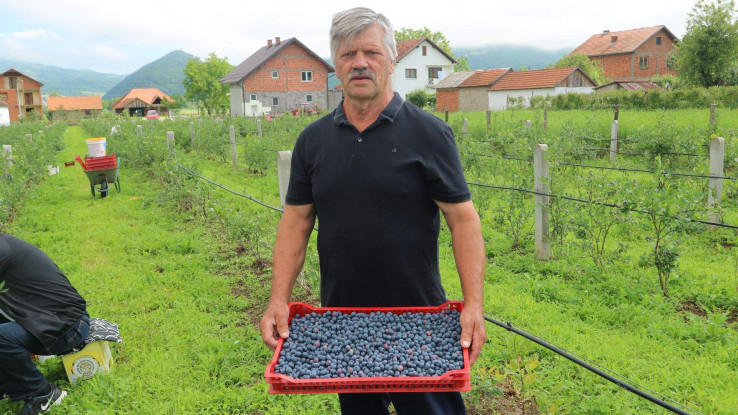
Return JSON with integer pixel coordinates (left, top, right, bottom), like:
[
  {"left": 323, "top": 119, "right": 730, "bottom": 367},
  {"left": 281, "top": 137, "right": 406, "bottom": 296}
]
[
  {"left": 0, "top": 233, "right": 89, "bottom": 415},
  {"left": 260, "top": 7, "right": 486, "bottom": 414}
]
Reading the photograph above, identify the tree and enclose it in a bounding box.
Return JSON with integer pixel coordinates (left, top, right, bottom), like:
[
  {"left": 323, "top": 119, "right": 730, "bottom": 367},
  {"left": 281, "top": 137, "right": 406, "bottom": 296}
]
[
  {"left": 183, "top": 53, "right": 233, "bottom": 115},
  {"left": 548, "top": 53, "right": 608, "bottom": 85},
  {"left": 677, "top": 0, "right": 738, "bottom": 86},
  {"left": 395, "top": 27, "right": 470, "bottom": 71}
]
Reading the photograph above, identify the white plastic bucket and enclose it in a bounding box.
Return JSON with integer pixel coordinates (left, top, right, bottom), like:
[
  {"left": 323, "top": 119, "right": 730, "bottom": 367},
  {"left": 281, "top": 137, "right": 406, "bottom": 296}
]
[{"left": 86, "top": 137, "right": 106, "bottom": 157}]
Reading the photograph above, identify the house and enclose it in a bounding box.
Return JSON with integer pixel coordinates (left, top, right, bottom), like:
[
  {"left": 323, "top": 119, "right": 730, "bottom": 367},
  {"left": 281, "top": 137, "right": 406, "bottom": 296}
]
[
  {"left": 47, "top": 96, "right": 103, "bottom": 123},
  {"left": 0, "top": 69, "right": 44, "bottom": 122},
  {"left": 488, "top": 67, "right": 596, "bottom": 110},
  {"left": 595, "top": 81, "right": 661, "bottom": 93},
  {"left": 392, "top": 38, "right": 456, "bottom": 99},
  {"left": 112, "top": 88, "right": 172, "bottom": 117},
  {"left": 570, "top": 26, "right": 677, "bottom": 80},
  {"left": 221, "top": 37, "right": 334, "bottom": 116},
  {"left": 435, "top": 69, "right": 511, "bottom": 112},
  {"left": 0, "top": 100, "right": 10, "bottom": 126}
]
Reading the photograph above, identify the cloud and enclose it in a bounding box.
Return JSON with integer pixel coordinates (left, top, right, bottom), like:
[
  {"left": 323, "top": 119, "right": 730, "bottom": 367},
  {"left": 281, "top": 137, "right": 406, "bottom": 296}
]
[{"left": 9, "top": 29, "right": 59, "bottom": 40}]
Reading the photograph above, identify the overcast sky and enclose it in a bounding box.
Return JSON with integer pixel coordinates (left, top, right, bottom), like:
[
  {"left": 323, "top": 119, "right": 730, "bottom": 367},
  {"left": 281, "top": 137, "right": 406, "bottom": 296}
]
[{"left": 0, "top": 0, "right": 697, "bottom": 74}]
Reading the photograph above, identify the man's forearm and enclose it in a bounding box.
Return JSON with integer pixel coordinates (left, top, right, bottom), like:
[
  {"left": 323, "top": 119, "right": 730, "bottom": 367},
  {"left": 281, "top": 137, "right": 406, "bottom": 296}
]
[{"left": 269, "top": 205, "right": 316, "bottom": 305}]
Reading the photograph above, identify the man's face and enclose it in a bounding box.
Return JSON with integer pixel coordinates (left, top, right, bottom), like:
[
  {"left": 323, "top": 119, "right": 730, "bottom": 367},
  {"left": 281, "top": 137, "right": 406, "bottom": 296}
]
[{"left": 335, "top": 25, "right": 394, "bottom": 104}]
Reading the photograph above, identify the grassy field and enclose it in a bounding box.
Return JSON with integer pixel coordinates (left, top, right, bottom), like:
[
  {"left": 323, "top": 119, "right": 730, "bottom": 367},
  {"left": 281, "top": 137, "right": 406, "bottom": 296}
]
[{"left": 1, "top": 108, "right": 737, "bottom": 414}]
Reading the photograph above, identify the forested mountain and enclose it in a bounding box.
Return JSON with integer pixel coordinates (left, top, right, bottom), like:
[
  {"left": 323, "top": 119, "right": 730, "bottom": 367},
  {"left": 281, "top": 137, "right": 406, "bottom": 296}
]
[
  {"left": 454, "top": 44, "right": 573, "bottom": 70},
  {"left": 102, "top": 50, "right": 193, "bottom": 100},
  {"left": 0, "top": 58, "right": 124, "bottom": 96}
]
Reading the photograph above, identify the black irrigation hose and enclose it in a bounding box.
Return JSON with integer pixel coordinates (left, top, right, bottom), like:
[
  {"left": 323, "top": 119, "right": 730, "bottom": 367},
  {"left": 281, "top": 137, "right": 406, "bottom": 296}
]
[
  {"left": 468, "top": 182, "right": 738, "bottom": 230},
  {"left": 176, "top": 163, "right": 284, "bottom": 213},
  {"left": 481, "top": 314, "right": 696, "bottom": 415}
]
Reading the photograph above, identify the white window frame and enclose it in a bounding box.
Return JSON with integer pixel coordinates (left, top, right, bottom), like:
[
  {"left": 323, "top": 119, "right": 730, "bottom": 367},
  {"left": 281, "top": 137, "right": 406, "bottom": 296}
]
[
  {"left": 272, "top": 71, "right": 279, "bottom": 78},
  {"left": 250, "top": 93, "right": 257, "bottom": 101},
  {"left": 301, "top": 71, "right": 313, "bottom": 82},
  {"left": 272, "top": 97, "right": 279, "bottom": 106},
  {"left": 306, "top": 95, "right": 313, "bottom": 103}
]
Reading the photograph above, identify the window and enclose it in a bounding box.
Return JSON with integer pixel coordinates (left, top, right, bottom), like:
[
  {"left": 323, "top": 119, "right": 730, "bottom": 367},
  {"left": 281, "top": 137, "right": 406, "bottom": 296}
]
[
  {"left": 250, "top": 94, "right": 257, "bottom": 101},
  {"left": 24, "top": 93, "right": 33, "bottom": 105},
  {"left": 8, "top": 77, "right": 17, "bottom": 89},
  {"left": 0, "top": 93, "right": 7, "bottom": 100},
  {"left": 422, "top": 46, "right": 427, "bottom": 56},
  {"left": 639, "top": 56, "right": 649, "bottom": 70},
  {"left": 656, "top": 36, "right": 662, "bottom": 45},
  {"left": 272, "top": 97, "right": 279, "bottom": 106},
  {"left": 405, "top": 68, "right": 417, "bottom": 79},
  {"left": 272, "top": 71, "right": 279, "bottom": 78},
  {"left": 428, "top": 67, "right": 442, "bottom": 79},
  {"left": 301, "top": 71, "right": 313, "bottom": 82},
  {"left": 306, "top": 95, "right": 313, "bottom": 102}
]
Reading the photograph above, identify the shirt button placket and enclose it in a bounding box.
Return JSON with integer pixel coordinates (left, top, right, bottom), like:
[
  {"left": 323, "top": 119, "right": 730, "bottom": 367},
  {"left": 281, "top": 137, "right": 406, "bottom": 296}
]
[{"left": 353, "top": 136, "right": 364, "bottom": 158}]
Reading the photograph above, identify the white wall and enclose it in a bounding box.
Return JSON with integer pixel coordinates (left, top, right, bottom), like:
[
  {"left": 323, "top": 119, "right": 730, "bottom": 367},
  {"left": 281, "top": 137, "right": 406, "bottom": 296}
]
[
  {"left": 392, "top": 40, "right": 455, "bottom": 100},
  {"left": 488, "top": 87, "right": 594, "bottom": 110},
  {"left": 229, "top": 84, "right": 244, "bottom": 116},
  {"left": 0, "top": 107, "right": 9, "bottom": 126}
]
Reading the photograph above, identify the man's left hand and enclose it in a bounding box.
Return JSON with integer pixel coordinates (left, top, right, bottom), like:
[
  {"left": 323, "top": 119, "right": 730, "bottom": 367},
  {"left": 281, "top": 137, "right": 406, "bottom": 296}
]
[{"left": 459, "top": 304, "right": 487, "bottom": 367}]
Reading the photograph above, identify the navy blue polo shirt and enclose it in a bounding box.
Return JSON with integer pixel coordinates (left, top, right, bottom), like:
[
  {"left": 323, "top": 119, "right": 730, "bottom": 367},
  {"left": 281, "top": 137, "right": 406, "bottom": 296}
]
[{"left": 286, "top": 93, "right": 471, "bottom": 308}]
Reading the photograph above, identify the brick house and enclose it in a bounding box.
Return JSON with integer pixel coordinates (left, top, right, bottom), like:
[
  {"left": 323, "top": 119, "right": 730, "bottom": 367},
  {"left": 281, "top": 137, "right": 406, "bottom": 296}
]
[
  {"left": 570, "top": 26, "right": 677, "bottom": 80},
  {"left": 488, "top": 67, "right": 596, "bottom": 110},
  {"left": 221, "top": 37, "right": 334, "bottom": 116},
  {"left": 112, "top": 88, "right": 172, "bottom": 117},
  {"left": 47, "top": 96, "right": 103, "bottom": 123},
  {"left": 435, "top": 69, "right": 511, "bottom": 112},
  {"left": 0, "top": 69, "right": 44, "bottom": 122}
]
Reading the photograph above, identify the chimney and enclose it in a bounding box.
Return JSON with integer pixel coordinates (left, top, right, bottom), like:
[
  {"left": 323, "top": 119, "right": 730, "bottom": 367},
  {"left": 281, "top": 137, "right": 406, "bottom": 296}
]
[
  {"left": 611, "top": 35, "right": 618, "bottom": 43},
  {"left": 267, "top": 39, "right": 272, "bottom": 47},
  {"left": 603, "top": 30, "right": 610, "bottom": 34},
  {"left": 275, "top": 37, "right": 281, "bottom": 45}
]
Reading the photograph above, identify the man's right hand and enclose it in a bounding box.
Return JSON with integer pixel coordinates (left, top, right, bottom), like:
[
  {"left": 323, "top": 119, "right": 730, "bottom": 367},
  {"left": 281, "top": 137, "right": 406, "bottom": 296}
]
[{"left": 259, "top": 302, "right": 290, "bottom": 351}]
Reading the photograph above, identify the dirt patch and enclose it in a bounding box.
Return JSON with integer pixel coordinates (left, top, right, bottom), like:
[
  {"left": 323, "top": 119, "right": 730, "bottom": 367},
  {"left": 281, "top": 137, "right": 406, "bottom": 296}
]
[
  {"left": 677, "top": 301, "right": 707, "bottom": 319},
  {"left": 251, "top": 257, "right": 270, "bottom": 274},
  {"left": 467, "top": 380, "right": 540, "bottom": 415},
  {"left": 728, "top": 309, "right": 738, "bottom": 325}
]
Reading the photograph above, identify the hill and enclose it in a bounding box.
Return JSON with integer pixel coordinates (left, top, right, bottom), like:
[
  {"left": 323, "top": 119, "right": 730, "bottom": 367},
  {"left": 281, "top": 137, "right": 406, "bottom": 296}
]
[
  {"left": 453, "top": 44, "right": 573, "bottom": 70},
  {"left": 103, "top": 50, "right": 193, "bottom": 100},
  {"left": 0, "top": 58, "right": 125, "bottom": 97}
]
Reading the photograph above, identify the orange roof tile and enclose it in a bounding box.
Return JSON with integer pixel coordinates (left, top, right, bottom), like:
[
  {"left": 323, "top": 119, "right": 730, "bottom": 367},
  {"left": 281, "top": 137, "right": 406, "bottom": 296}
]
[
  {"left": 570, "top": 26, "right": 676, "bottom": 56},
  {"left": 47, "top": 96, "right": 102, "bottom": 111},
  {"left": 489, "top": 67, "right": 587, "bottom": 91},
  {"left": 459, "top": 69, "right": 511, "bottom": 87},
  {"left": 112, "top": 88, "right": 172, "bottom": 109}
]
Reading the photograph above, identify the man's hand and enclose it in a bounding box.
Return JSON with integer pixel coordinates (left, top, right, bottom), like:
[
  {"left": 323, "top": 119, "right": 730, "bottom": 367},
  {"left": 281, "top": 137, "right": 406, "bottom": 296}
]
[
  {"left": 259, "top": 302, "right": 290, "bottom": 351},
  {"left": 459, "top": 304, "right": 487, "bottom": 366}
]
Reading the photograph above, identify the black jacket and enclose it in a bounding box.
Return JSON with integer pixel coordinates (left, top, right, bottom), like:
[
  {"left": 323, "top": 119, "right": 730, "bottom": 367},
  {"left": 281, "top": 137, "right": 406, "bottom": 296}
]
[{"left": 0, "top": 233, "right": 87, "bottom": 352}]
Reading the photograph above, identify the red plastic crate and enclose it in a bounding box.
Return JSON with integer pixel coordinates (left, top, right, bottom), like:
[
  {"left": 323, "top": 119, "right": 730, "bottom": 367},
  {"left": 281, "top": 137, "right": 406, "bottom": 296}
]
[
  {"left": 264, "top": 301, "right": 470, "bottom": 394},
  {"left": 84, "top": 154, "right": 117, "bottom": 171}
]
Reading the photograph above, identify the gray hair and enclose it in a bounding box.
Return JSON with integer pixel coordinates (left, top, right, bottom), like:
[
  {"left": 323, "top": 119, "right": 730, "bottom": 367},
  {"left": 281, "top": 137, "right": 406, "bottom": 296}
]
[{"left": 329, "top": 7, "right": 397, "bottom": 64}]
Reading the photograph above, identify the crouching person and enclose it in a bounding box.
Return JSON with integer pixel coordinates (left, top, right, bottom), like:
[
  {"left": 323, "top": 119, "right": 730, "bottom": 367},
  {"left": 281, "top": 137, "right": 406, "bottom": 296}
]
[{"left": 0, "top": 233, "right": 89, "bottom": 415}]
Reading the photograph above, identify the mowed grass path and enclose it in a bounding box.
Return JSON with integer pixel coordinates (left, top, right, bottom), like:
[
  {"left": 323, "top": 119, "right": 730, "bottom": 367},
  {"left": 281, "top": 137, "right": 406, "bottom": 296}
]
[{"left": 0, "top": 126, "right": 336, "bottom": 414}]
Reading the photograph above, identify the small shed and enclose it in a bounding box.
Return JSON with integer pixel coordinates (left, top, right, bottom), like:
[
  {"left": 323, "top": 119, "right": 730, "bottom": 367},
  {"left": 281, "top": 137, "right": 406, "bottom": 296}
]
[
  {"left": 488, "top": 67, "right": 596, "bottom": 110},
  {"left": 435, "top": 69, "right": 511, "bottom": 112},
  {"left": 595, "top": 81, "right": 661, "bottom": 93},
  {"left": 47, "top": 96, "right": 103, "bottom": 123},
  {"left": 112, "top": 88, "right": 172, "bottom": 117}
]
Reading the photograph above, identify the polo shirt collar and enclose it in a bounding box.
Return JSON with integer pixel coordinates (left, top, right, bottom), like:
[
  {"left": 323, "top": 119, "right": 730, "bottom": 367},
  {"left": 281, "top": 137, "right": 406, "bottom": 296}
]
[{"left": 333, "top": 92, "right": 404, "bottom": 127}]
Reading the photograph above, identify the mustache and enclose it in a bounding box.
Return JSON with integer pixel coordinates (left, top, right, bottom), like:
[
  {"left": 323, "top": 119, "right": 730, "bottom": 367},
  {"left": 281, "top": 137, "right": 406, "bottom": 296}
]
[{"left": 348, "top": 69, "right": 376, "bottom": 80}]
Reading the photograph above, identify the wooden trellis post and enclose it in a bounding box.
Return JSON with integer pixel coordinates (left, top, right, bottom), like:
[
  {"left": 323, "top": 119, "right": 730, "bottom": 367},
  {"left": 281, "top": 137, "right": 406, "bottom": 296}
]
[
  {"left": 708, "top": 137, "right": 725, "bottom": 225},
  {"left": 190, "top": 122, "right": 195, "bottom": 147},
  {"left": 486, "top": 110, "right": 491, "bottom": 131},
  {"left": 230, "top": 126, "right": 238, "bottom": 167},
  {"left": 534, "top": 144, "right": 550, "bottom": 260},
  {"left": 166, "top": 131, "right": 176, "bottom": 161},
  {"left": 462, "top": 118, "right": 467, "bottom": 134},
  {"left": 137, "top": 125, "right": 142, "bottom": 137},
  {"left": 257, "top": 118, "right": 263, "bottom": 138},
  {"left": 277, "top": 151, "right": 292, "bottom": 209},
  {"left": 2, "top": 145, "right": 12, "bottom": 170},
  {"left": 610, "top": 120, "right": 619, "bottom": 163},
  {"left": 614, "top": 104, "right": 620, "bottom": 121},
  {"left": 444, "top": 108, "right": 449, "bottom": 123},
  {"left": 525, "top": 120, "right": 532, "bottom": 130},
  {"left": 543, "top": 109, "right": 548, "bottom": 131},
  {"left": 710, "top": 103, "right": 717, "bottom": 126}
]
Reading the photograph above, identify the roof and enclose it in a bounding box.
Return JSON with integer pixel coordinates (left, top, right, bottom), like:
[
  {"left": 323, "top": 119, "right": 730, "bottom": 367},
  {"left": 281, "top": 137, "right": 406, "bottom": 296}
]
[
  {"left": 570, "top": 25, "right": 677, "bottom": 56},
  {"left": 47, "top": 96, "right": 103, "bottom": 111},
  {"left": 0, "top": 68, "right": 44, "bottom": 87},
  {"left": 460, "top": 69, "right": 512, "bottom": 87},
  {"left": 395, "top": 38, "right": 457, "bottom": 64},
  {"left": 112, "top": 88, "right": 172, "bottom": 109},
  {"left": 221, "top": 38, "right": 334, "bottom": 84},
  {"left": 434, "top": 71, "right": 476, "bottom": 88},
  {"left": 489, "top": 67, "right": 595, "bottom": 91},
  {"left": 595, "top": 81, "right": 661, "bottom": 91}
]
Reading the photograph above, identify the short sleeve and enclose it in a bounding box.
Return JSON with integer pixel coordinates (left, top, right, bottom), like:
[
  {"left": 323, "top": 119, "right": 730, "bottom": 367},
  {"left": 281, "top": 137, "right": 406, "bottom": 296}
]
[
  {"left": 424, "top": 125, "right": 471, "bottom": 203},
  {"left": 285, "top": 133, "right": 314, "bottom": 205}
]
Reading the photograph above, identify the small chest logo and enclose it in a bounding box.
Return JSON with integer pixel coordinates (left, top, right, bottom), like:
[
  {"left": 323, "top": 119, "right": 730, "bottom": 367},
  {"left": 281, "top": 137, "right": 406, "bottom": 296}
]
[{"left": 392, "top": 148, "right": 397, "bottom": 153}]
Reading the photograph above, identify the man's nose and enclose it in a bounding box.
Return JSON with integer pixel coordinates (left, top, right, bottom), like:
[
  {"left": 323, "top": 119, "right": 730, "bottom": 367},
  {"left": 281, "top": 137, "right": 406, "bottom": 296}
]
[{"left": 351, "top": 52, "right": 368, "bottom": 69}]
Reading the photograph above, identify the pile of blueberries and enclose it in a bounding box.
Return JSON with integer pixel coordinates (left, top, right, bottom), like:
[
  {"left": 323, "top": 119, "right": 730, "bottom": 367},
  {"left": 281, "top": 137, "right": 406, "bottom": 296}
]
[{"left": 274, "top": 309, "right": 465, "bottom": 379}]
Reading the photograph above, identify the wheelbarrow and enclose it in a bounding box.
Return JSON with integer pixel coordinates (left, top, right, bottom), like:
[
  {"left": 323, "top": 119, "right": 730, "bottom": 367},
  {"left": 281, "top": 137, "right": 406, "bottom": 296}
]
[{"left": 73, "top": 154, "right": 121, "bottom": 198}]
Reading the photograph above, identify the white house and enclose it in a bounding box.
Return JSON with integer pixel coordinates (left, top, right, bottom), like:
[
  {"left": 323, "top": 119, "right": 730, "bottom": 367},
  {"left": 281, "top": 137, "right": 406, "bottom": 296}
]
[
  {"left": 391, "top": 38, "right": 456, "bottom": 99},
  {"left": 488, "top": 67, "right": 596, "bottom": 110},
  {"left": 0, "top": 100, "right": 10, "bottom": 126}
]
